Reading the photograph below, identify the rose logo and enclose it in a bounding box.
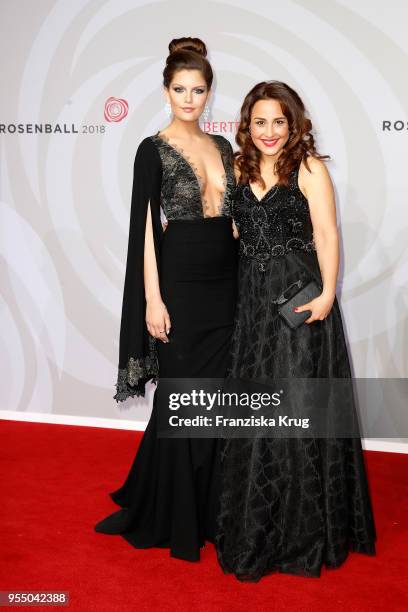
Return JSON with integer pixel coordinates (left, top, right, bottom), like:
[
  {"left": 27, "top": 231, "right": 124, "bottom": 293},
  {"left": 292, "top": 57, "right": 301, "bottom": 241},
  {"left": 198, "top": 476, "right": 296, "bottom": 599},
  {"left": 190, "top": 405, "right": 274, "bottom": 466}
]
[{"left": 104, "top": 97, "right": 129, "bottom": 122}]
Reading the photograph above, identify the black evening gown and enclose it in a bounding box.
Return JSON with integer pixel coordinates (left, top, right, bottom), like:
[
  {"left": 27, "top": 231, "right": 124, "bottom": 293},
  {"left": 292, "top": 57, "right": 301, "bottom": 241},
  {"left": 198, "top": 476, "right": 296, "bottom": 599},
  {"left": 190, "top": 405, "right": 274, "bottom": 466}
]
[
  {"left": 95, "top": 132, "right": 237, "bottom": 561},
  {"left": 215, "top": 164, "right": 377, "bottom": 581}
]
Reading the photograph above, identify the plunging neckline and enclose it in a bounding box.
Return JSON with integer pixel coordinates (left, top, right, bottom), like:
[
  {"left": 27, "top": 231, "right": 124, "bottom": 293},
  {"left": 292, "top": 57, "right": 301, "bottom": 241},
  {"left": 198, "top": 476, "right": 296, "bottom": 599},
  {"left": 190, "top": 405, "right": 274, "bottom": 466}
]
[
  {"left": 248, "top": 182, "right": 280, "bottom": 204},
  {"left": 247, "top": 167, "right": 305, "bottom": 204},
  {"left": 155, "top": 130, "right": 228, "bottom": 217}
]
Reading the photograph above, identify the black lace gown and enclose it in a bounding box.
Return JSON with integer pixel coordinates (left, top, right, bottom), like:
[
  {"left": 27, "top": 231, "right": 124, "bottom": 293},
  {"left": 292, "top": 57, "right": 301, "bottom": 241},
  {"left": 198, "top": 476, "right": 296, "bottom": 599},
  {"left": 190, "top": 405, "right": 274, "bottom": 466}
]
[
  {"left": 95, "top": 132, "right": 237, "bottom": 561},
  {"left": 214, "top": 165, "right": 377, "bottom": 581}
]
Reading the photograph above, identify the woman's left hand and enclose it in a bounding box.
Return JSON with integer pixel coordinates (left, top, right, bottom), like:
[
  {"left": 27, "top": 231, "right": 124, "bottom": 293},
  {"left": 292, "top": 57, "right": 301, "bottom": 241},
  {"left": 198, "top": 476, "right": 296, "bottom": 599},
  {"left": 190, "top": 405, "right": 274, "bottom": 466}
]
[{"left": 293, "top": 292, "right": 335, "bottom": 324}]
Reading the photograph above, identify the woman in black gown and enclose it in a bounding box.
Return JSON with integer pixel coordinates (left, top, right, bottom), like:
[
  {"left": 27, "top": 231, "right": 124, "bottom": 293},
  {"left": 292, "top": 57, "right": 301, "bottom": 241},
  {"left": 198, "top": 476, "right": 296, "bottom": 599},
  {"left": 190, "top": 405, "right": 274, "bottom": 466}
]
[
  {"left": 215, "top": 81, "right": 376, "bottom": 581},
  {"left": 95, "top": 37, "right": 237, "bottom": 562}
]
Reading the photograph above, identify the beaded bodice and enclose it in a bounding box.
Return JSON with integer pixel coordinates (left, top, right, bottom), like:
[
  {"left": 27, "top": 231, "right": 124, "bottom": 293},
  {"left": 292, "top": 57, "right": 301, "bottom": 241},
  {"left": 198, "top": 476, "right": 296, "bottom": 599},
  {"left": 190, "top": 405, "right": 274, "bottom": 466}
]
[
  {"left": 233, "top": 166, "right": 316, "bottom": 272},
  {"left": 150, "top": 132, "right": 235, "bottom": 220}
]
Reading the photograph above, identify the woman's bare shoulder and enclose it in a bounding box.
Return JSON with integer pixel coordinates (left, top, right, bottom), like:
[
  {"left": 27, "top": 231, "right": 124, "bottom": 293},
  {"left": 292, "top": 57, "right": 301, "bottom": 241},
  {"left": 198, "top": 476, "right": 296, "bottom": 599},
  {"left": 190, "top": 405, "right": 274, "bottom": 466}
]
[
  {"left": 300, "top": 155, "right": 329, "bottom": 176},
  {"left": 299, "top": 155, "right": 331, "bottom": 187}
]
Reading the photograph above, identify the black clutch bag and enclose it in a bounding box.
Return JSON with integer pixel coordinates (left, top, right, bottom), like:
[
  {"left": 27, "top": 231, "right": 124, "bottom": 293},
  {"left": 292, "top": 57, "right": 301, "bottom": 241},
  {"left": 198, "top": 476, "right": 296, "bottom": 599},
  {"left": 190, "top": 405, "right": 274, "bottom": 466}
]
[{"left": 274, "top": 279, "right": 322, "bottom": 329}]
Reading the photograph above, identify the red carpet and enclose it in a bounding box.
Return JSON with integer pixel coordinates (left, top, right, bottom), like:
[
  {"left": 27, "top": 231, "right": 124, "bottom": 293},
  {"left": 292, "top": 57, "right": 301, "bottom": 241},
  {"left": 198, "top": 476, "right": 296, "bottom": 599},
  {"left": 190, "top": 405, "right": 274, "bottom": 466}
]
[{"left": 1, "top": 419, "right": 407, "bottom": 612}]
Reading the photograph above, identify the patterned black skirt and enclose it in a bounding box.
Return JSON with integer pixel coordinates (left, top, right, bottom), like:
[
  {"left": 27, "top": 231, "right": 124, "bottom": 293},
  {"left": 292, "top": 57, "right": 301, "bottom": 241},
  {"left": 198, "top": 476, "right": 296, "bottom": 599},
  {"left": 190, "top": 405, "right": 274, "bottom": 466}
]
[{"left": 214, "top": 248, "right": 377, "bottom": 581}]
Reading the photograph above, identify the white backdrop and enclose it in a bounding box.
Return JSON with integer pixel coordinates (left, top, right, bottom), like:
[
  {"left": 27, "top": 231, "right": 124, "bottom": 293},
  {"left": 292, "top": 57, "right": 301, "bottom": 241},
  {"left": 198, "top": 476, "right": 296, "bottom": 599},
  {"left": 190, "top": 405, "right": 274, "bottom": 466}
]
[{"left": 0, "top": 1, "right": 407, "bottom": 448}]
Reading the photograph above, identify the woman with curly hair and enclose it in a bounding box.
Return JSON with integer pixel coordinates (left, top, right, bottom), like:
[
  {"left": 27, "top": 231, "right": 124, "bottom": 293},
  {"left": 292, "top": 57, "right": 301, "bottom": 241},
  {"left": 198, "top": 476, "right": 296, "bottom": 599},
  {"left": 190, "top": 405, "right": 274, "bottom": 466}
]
[{"left": 215, "top": 81, "right": 377, "bottom": 582}]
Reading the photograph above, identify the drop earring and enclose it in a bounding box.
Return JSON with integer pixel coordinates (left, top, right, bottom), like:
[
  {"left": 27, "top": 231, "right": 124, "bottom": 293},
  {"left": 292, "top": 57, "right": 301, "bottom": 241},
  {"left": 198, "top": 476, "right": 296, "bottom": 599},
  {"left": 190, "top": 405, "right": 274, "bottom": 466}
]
[
  {"left": 165, "top": 101, "right": 172, "bottom": 117},
  {"left": 202, "top": 104, "right": 210, "bottom": 122}
]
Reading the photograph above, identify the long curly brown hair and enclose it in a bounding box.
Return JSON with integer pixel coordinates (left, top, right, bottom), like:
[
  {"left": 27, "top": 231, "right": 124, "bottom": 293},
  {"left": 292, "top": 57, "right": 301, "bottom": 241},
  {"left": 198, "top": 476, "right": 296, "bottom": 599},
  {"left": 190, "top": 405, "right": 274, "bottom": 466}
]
[{"left": 235, "top": 81, "right": 330, "bottom": 188}]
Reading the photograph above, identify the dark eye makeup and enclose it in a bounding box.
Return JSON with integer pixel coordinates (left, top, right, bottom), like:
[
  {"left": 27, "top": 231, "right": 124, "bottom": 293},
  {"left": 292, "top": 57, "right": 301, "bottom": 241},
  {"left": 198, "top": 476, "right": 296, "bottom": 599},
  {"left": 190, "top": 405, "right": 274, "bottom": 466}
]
[{"left": 172, "top": 86, "right": 206, "bottom": 94}]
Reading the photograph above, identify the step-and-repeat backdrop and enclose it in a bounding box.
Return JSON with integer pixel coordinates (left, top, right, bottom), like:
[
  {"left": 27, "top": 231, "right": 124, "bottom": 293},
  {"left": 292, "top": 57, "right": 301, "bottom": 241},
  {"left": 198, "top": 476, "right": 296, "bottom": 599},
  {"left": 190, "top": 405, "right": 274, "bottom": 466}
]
[{"left": 1, "top": 1, "right": 407, "bottom": 432}]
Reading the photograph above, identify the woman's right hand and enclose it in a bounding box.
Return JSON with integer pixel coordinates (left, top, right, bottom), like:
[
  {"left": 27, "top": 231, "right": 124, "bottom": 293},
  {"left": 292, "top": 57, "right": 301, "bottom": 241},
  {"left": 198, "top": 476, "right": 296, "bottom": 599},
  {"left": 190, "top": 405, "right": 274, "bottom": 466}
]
[{"left": 146, "top": 296, "right": 171, "bottom": 342}]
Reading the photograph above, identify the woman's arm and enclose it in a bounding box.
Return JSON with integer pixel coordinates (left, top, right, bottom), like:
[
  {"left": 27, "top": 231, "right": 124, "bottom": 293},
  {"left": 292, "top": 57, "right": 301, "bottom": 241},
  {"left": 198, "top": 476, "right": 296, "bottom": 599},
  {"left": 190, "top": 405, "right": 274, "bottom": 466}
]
[
  {"left": 232, "top": 159, "right": 240, "bottom": 239},
  {"left": 144, "top": 202, "right": 171, "bottom": 342},
  {"left": 295, "top": 157, "right": 338, "bottom": 323}
]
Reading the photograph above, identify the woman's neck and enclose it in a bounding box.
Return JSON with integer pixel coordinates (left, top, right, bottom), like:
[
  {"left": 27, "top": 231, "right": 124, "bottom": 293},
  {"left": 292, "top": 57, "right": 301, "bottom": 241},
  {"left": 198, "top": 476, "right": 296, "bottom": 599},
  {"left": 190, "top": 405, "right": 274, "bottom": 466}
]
[{"left": 164, "top": 117, "right": 203, "bottom": 139}]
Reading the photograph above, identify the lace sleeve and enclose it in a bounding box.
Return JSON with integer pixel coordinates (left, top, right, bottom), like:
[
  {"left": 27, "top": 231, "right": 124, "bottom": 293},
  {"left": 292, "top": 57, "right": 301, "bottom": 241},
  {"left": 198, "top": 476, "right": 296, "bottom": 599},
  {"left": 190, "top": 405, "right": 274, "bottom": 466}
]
[
  {"left": 114, "top": 137, "right": 163, "bottom": 402},
  {"left": 114, "top": 336, "right": 158, "bottom": 402}
]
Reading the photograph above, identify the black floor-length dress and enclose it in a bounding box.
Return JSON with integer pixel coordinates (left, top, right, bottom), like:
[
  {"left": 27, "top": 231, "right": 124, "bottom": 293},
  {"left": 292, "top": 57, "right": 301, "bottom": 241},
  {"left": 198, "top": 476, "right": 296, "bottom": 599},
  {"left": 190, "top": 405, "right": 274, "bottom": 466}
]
[
  {"left": 95, "top": 132, "right": 237, "bottom": 561},
  {"left": 215, "top": 163, "right": 377, "bottom": 581}
]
